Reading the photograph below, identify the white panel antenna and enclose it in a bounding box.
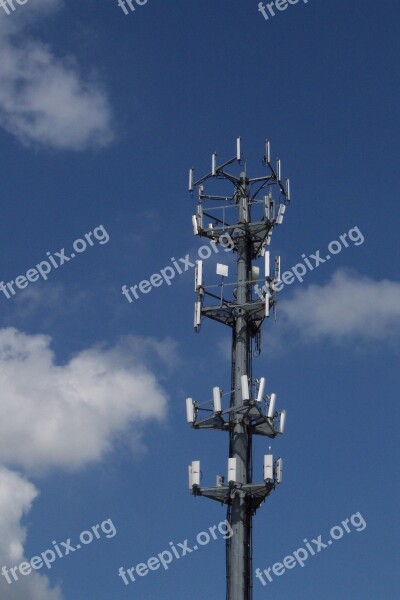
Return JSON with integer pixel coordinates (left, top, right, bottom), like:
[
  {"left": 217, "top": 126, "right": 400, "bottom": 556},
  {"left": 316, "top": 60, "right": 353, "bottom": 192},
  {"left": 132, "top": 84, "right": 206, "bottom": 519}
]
[
  {"left": 216, "top": 263, "right": 229, "bottom": 277},
  {"left": 195, "top": 260, "right": 203, "bottom": 291},
  {"left": 191, "top": 461, "right": 201, "bottom": 486},
  {"left": 189, "top": 168, "right": 194, "bottom": 192},
  {"left": 236, "top": 137, "right": 241, "bottom": 161},
  {"left": 256, "top": 377, "right": 266, "bottom": 403},
  {"left": 213, "top": 387, "right": 222, "bottom": 413},
  {"left": 279, "top": 410, "right": 286, "bottom": 434},
  {"left": 186, "top": 398, "right": 195, "bottom": 423},
  {"left": 285, "top": 178, "right": 291, "bottom": 201},
  {"left": 265, "top": 139, "right": 271, "bottom": 164},
  {"left": 194, "top": 301, "right": 201, "bottom": 329},
  {"left": 275, "top": 458, "right": 283, "bottom": 483},
  {"left": 264, "top": 454, "right": 273, "bottom": 481},
  {"left": 265, "top": 251, "right": 270, "bottom": 279},
  {"left": 241, "top": 375, "right": 250, "bottom": 401},
  {"left": 197, "top": 204, "right": 203, "bottom": 228},
  {"left": 276, "top": 159, "right": 281, "bottom": 181},
  {"left": 267, "top": 393, "right": 276, "bottom": 418},
  {"left": 275, "top": 256, "right": 281, "bottom": 282},
  {"left": 192, "top": 215, "right": 199, "bottom": 236},
  {"left": 212, "top": 152, "right": 217, "bottom": 175},
  {"left": 188, "top": 464, "right": 192, "bottom": 489},
  {"left": 265, "top": 290, "right": 270, "bottom": 317},
  {"left": 276, "top": 204, "right": 286, "bottom": 225},
  {"left": 228, "top": 458, "right": 237, "bottom": 483}
]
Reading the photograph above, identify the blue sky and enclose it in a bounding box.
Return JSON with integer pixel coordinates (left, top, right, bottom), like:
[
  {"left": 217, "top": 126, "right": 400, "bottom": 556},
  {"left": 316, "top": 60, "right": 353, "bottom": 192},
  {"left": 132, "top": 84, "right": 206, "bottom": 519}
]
[{"left": 0, "top": 1, "right": 399, "bottom": 599}]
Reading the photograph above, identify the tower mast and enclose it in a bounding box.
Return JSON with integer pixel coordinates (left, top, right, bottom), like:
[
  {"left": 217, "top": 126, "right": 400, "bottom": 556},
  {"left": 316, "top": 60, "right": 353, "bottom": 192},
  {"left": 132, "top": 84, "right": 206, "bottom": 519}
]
[{"left": 186, "top": 138, "right": 290, "bottom": 600}]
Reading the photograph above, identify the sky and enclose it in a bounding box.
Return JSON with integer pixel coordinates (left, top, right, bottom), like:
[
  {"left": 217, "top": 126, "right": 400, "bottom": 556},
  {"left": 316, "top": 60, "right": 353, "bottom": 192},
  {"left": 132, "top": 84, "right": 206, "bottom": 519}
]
[{"left": 0, "top": 0, "right": 399, "bottom": 599}]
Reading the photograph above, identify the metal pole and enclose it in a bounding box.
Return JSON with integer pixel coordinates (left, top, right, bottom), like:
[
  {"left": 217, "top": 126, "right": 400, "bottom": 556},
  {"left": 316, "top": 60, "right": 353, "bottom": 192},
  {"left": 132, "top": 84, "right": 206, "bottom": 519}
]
[{"left": 228, "top": 173, "right": 252, "bottom": 600}]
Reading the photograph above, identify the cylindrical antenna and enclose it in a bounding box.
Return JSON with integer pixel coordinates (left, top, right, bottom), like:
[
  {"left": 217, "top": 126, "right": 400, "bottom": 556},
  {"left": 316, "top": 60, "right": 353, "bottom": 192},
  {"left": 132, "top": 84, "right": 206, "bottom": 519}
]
[
  {"left": 192, "top": 215, "right": 199, "bottom": 235},
  {"left": 276, "top": 159, "right": 281, "bottom": 181},
  {"left": 256, "top": 377, "right": 266, "bottom": 403},
  {"left": 191, "top": 460, "right": 201, "bottom": 486},
  {"left": 195, "top": 260, "right": 203, "bottom": 291},
  {"left": 275, "top": 256, "right": 281, "bottom": 282},
  {"left": 188, "top": 464, "right": 193, "bottom": 489},
  {"left": 275, "top": 458, "right": 283, "bottom": 483},
  {"left": 265, "top": 290, "right": 270, "bottom": 317},
  {"left": 213, "top": 386, "right": 222, "bottom": 413},
  {"left": 267, "top": 393, "right": 277, "bottom": 418},
  {"left": 228, "top": 458, "right": 237, "bottom": 483},
  {"left": 236, "top": 137, "right": 241, "bottom": 161},
  {"left": 279, "top": 410, "right": 286, "bottom": 434},
  {"left": 265, "top": 251, "right": 270, "bottom": 279},
  {"left": 264, "top": 454, "right": 273, "bottom": 481},
  {"left": 241, "top": 375, "right": 250, "bottom": 401},
  {"left": 285, "top": 178, "right": 291, "bottom": 201},
  {"left": 265, "top": 139, "right": 271, "bottom": 164},
  {"left": 186, "top": 398, "right": 195, "bottom": 423},
  {"left": 276, "top": 204, "right": 286, "bottom": 225},
  {"left": 212, "top": 152, "right": 217, "bottom": 175}
]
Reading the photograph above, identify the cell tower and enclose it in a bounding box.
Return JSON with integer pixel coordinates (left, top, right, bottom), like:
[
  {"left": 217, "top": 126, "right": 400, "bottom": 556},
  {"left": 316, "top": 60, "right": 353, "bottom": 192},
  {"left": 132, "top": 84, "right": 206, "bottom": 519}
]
[{"left": 186, "top": 138, "right": 290, "bottom": 600}]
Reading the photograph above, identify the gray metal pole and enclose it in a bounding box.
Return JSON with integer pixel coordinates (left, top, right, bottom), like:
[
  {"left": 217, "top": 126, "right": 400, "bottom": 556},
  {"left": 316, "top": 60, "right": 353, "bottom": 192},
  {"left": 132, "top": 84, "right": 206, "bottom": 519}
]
[{"left": 228, "top": 173, "right": 252, "bottom": 600}]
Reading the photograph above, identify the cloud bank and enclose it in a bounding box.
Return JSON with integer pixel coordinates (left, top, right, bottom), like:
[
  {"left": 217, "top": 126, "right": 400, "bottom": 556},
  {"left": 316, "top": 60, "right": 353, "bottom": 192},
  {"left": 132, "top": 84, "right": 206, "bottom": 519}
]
[
  {"left": 280, "top": 269, "right": 400, "bottom": 342},
  {"left": 0, "top": 327, "right": 172, "bottom": 599}
]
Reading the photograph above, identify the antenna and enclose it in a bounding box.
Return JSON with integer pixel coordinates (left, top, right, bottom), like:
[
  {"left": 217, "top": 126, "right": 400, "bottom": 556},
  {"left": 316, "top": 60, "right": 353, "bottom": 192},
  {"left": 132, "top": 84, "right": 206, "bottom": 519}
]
[
  {"left": 195, "top": 260, "right": 203, "bottom": 291},
  {"left": 236, "top": 137, "right": 241, "bottom": 161},
  {"left": 194, "top": 301, "right": 201, "bottom": 330},
  {"left": 212, "top": 152, "right": 217, "bottom": 176},
  {"left": 256, "top": 377, "right": 266, "bottom": 402},
  {"left": 186, "top": 138, "right": 290, "bottom": 600},
  {"left": 241, "top": 374, "right": 250, "bottom": 401},
  {"left": 265, "top": 289, "right": 270, "bottom": 317},
  {"left": 279, "top": 410, "right": 287, "bottom": 434},
  {"left": 191, "top": 460, "right": 201, "bottom": 486},
  {"left": 216, "top": 263, "right": 229, "bottom": 277},
  {"left": 265, "top": 251, "right": 270, "bottom": 279},
  {"left": 276, "top": 203, "right": 286, "bottom": 225},
  {"left": 265, "top": 139, "right": 271, "bottom": 164},
  {"left": 276, "top": 159, "right": 281, "bottom": 181},
  {"left": 192, "top": 215, "right": 199, "bottom": 236},
  {"left": 275, "top": 256, "right": 281, "bottom": 282},
  {"left": 275, "top": 458, "right": 283, "bottom": 483},
  {"left": 228, "top": 458, "right": 237, "bottom": 483},
  {"left": 186, "top": 398, "right": 195, "bottom": 423},
  {"left": 264, "top": 453, "right": 273, "bottom": 481},
  {"left": 213, "top": 387, "right": 222, "bottom": 413},
  {"left": 268, "top": 393, "right": 277, "bottom": 418},
  {"left": 285, "top": 178, "right": 291, "bottom": 201}
]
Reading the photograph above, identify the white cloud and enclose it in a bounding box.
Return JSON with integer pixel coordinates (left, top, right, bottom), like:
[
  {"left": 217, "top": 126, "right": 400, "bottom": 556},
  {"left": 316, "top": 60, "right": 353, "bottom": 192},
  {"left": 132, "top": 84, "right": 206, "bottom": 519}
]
[
  {"left": 0, "top": 327, "right": 173, "bottom": 599},
  {"left": 0, "top": 328, "right": 170, "bottom": 473},
  {"left": 0, "top": 468, "right": 63, "bottom": 600},
  {"left": 0, "top": 1, "right": 114, "bottom": 150},
  {"left": 0, "top": 468, "right": 37, "bottom": 565},
  {"left": 280, "top": 270, "right": 400, "bottom": 342}
]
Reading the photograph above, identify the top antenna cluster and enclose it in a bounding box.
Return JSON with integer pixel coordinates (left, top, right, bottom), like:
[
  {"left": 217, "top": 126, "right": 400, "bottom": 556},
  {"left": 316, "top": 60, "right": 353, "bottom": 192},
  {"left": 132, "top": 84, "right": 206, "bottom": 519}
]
[{"left": 189, "top": 136, "right": 291, "bottom": 203}]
